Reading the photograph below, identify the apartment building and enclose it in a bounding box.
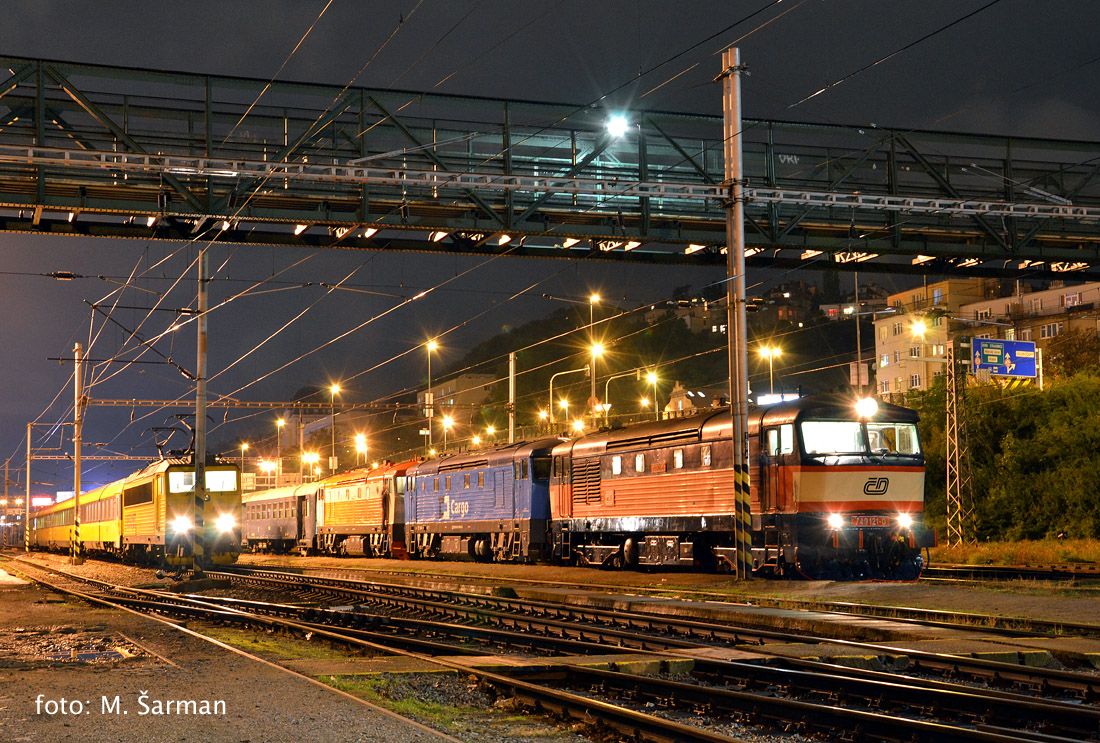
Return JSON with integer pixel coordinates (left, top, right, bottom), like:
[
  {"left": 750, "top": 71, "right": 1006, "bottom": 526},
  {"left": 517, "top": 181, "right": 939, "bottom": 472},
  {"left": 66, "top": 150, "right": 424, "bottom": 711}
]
[
  {"left": 957, "top": 281, "right": 1100, "bottom": 348},
  {"left": 873, "top": 278, "right": 990, "bottom": 398}
]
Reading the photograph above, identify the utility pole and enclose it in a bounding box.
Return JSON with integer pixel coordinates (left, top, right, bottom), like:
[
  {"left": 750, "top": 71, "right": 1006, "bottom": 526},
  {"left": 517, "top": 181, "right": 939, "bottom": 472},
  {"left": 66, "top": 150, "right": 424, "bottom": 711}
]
[
  {"left": 194, "top": 248, "right": 208, "bottom": 567},
  {"left": 854, "top": 271, "right": 863, "bottom": 395},
  {"left": 24, "top": 423, "right": 31, "bottom": 552},
  {"left": 71, "top": 342, "right": 84, "bottom": 565},
  {"left": 721, "top": 47, "right": 753, "bottom": 581},
  {"left": 508, "top": 352, "right": 516, "bottom": 444},
  {"left": 945, "top": 339, "right": 974, "bottom": 545}
]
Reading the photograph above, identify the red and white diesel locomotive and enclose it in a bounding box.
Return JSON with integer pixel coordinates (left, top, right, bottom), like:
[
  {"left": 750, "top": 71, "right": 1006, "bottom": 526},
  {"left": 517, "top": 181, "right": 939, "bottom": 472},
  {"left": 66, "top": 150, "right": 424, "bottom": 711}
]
[{"left": 550, "top": 394, "right": 932, "bottom": 579}]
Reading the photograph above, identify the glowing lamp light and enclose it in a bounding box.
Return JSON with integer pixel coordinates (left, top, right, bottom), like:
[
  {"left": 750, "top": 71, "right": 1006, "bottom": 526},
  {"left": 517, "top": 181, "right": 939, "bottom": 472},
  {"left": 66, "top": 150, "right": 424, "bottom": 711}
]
[
  {"left": 562, "top": 238, "right": 580, "bottom": 249},
  {"left": 362, "top": 227, "right": 379, "bottom": 239},
  {"left": 471, "top": 435, "right": 481, "bottom": 446},
  {"left": 171, "top": 515, "right": 193, "bottom": 534},
  {"left": 855, "top": 397, "right": 879, "bottom": 419},
  {"left": 293, "top": 224, "right": 309, "bottom": 236},
  {"left": 897, "top": 513, "right": 914, "bottom": 529},
  {"left": 826, "top": 514, "right": 845, "bottom": 530},
  {"left": 215, "top": 513, "right": 236, "bottom": 533},
  {"left": 537, "top": 409, "right": 549, "bottom": 421},
  {"left": 910, "top": 319, "right": 928, "bottom": 338},
  {"left": 606, "top": 113, "right": 630, "bottom": 138},
  {"left": 485, "top": 425, "right": 496, "bottom": 436},
  {"left": 571, "top": 419, "right": 585, "bottom": 433}
]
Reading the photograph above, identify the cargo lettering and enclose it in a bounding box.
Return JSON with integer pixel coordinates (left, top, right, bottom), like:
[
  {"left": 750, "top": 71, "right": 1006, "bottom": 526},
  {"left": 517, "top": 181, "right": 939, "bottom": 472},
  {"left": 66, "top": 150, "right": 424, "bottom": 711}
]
[{"left": 440, "top": 495, "right": 469, "bottom": 520}]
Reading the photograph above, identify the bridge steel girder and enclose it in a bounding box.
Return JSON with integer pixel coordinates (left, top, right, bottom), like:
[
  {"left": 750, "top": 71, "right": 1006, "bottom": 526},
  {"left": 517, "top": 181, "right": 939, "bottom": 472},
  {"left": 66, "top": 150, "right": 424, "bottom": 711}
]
[{"left": 0, "top": 54, "right": 1098, "bottom": 279}]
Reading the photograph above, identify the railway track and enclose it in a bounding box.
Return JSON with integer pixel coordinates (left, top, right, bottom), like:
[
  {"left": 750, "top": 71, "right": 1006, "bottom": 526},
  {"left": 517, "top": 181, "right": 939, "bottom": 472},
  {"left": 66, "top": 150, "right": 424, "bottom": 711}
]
[
  {"left": 10, "top": 555, "right": 1100, "bottom": 741},
  {"left": 238, "top": 557, "right": 1100, "bottom": 636},
  {"left": 923, "top": 563, "right": 1100, "bottom": 582},
  {"left": 10, "top": 559, "right": 1100, "bottom": 743}
]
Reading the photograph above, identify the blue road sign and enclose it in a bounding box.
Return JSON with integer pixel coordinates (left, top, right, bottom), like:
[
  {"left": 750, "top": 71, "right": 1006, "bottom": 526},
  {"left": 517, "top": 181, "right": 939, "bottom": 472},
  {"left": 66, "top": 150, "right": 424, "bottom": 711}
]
[{"left": 972, "top": 338, "right": 1037, "bottom": 378}]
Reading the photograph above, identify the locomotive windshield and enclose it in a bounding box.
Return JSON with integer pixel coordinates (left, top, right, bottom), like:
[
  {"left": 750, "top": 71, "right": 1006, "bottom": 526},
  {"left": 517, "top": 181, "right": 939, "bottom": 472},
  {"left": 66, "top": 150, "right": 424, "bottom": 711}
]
[{"left": 800, "top": 420, "right": 921, "bottom": 457}]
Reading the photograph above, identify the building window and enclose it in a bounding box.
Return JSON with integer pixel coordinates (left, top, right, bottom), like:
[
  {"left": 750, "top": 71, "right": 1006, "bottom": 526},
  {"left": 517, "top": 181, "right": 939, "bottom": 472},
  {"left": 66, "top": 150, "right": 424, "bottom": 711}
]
[
  {"left": 975, "top": 332, "right": 992, "bottom": 339},
  {"left": 892, "top": 322, "right": 902, "bottom": 336},
  {"left": 1005, "top": 328, "right": 1015, "bottom": 341},
  {"left": 909, "top": 345, "right": 920, "bottom": 358},
  {"left": 932, "top": 343, "right": 945, "bottom": 356},
  {"left": 893, "top": 350, "right": 901, "bottom": 363},
  {"left": 932, "top": 316, "right": 944, "bottom": 327},
  {"left": 1040, "top": 322, "right": 1064, "bottom": 339},
  {"left": 976, "top": 308, "right": 992, "bottom": 320},
  {"left": 1064, "top": 292, "right": 1081, "bottom": 307},
  {"left": 909, "top": 374, "right": 921, "bottom": 388},
  {"left": 880, "top": 380, "right": 890, "bottom": 394},
  {"left": 932, "top": 288, "right": 943, "bottom": 305},
  {"left": 1031, "top": 297, "right": 1043, "bottom": 313},
  {"left": 894, "top": 377, "right": 902, "bottom": 392},
  {"left": 880, "top": 354, "right": 889, "bottom": 367},
  {"left": 879, "top": 327, "right": 887, "bottom": 342},
  {"left": 1020, "top": 328, "right": 1033, "bottom": 341}
]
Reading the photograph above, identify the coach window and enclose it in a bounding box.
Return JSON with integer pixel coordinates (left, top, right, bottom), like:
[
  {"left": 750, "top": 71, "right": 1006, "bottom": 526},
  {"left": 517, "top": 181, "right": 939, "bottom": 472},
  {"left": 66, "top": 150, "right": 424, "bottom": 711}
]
[
  {"left": 433, "top": 477, "right": 439, "bottom": 492},
  {"left": 444, "top": 475, "right": 452, "bottom": 491},
  {"left": 520, "top": 459, "right": 529, "bottom": 480},
  {"left": 610, "top": 455, "right": 622, "bottom": 476},
  {"left": 478, "top": 471, "right": 485, "bottom": 488},
  {"left": 464, "top": 473, "right": 470, "bottom": 489},
  {"left": 634, "top": 452, "right": 645, "bottom": 472},
  {"left": 673, "top": 449, "right": 684, "bottom": 469},
  {"left": 701, "top": 445, "right": 712, "bottom": 467}
]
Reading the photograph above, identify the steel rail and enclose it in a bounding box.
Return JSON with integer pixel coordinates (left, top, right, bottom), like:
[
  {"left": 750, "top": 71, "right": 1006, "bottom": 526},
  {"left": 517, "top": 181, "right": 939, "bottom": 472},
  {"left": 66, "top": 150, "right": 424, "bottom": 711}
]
[{"left": 214, "top": 566, "right": 1100, "bottom": 700}]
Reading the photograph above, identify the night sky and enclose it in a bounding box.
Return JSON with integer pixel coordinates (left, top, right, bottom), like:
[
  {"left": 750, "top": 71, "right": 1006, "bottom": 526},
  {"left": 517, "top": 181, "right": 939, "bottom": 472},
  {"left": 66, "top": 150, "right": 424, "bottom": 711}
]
[{"left": 3, "top": 0, "right": 1100, "bottom": 491}]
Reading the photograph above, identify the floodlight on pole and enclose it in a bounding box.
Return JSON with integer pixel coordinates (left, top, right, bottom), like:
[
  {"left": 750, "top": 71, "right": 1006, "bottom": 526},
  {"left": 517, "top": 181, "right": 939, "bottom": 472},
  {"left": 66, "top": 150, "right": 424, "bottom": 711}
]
[{"left": 606, "top": 114, "right": 629, "bottom": 139}]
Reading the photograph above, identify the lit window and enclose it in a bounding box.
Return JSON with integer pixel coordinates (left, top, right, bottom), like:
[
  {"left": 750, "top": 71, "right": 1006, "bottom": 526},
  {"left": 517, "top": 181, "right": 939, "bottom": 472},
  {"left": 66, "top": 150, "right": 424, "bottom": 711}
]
[
  {"left": 634, "top": 453, "right": 645, "bottom": 472},
  {"left": 701, "top": 445, "right": 712, "bottom": 467},
  {"left": 611, "top": 456, "right": 622, "bottom": 475},
  {"left": 673, "top": 449, "right": 684, "bottom": 469}
]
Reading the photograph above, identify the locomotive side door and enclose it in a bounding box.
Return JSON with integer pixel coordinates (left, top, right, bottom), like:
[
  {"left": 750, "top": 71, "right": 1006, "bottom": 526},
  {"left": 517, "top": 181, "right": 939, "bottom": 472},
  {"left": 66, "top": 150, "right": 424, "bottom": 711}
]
[{"left": 762, "top": 424, "right": 795, "bottom": 512}]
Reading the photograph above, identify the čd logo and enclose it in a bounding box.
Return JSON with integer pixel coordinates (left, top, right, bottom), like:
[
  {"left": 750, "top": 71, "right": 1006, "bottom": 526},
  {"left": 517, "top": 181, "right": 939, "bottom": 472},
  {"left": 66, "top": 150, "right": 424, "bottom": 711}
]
[{"left": 863, "top": 477, "right": 890, "bottom": 495}]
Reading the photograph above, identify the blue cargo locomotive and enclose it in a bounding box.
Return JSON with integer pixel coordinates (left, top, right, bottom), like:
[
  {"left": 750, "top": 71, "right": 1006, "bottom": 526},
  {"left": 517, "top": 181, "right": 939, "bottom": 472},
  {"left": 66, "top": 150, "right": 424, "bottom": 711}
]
[{"left": 403, "top": 438, "right": 559, "bottom": 562}]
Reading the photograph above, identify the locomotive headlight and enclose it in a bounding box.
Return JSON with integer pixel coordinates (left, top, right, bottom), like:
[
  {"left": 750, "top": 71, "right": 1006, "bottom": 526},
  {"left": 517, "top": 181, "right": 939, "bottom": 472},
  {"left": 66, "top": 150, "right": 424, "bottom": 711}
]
[
  {"left": 170, "top": 515, "right": 193, "bottom": 534},
  {"left": 826, "top": 513, "right": 845, "bottom": 530},
  {"left": 897, "top": 513, "right": 913, "bottom": 529},
  {"left": 854, "top": 397, "right": 878, "bottom": 419},
  {"left": 215, "top": 513, "right": 237, "bottom": 534}
]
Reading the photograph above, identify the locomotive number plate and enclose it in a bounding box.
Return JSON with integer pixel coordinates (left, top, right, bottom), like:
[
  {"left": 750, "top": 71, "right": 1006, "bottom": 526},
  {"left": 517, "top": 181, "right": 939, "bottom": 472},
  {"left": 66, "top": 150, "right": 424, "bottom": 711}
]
[{"left": 850, "top": 515, "right": 892, "bottom": 528}]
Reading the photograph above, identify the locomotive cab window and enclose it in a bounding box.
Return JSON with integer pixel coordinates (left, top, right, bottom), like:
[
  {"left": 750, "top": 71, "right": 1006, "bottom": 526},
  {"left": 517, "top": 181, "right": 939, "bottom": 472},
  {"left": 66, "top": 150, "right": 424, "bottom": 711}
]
[
  {"left": 701, "top": 445, "right": 712, "bottom": 467},
  {"left": 610, "top": 455, "right": 622, "bottom": 475},
  {"left": 801, "top": 420, "right": 863, "bottom": 455},
  {"left": 866, "top": 422, "right": 921, "bottom": 456},
  {"left": 532, "top": 457, "right": 551, "bottom": 481},
  {"left": 672, "top": 449, "right": 684, "bottom": 469},
  {"left": 634, "top": 452, "right": 645, "bottom": 472}
]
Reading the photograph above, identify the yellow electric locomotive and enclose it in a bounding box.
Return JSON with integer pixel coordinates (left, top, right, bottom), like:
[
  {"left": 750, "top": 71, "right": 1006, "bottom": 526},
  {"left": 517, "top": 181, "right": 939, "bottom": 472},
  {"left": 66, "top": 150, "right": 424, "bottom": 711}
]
[{"left": 30, "top": 457, "right": 241, "bottom": 567}]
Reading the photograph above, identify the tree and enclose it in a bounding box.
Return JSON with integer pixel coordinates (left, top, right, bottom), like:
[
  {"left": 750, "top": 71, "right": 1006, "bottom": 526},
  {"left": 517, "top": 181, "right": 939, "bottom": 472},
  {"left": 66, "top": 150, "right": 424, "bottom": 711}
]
[{"left": 1042, "top": 328, "right": 1100, "bottom": 380}]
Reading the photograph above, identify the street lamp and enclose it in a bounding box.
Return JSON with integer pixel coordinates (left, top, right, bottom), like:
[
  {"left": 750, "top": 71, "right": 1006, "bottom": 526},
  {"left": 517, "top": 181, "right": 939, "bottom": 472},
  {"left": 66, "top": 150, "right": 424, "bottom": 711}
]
[
  {"left": 425, "top": 339, "right": 438, "bottom": 450},
  {"left": 571, "top": 419, "right": 585, "bottom": 435},
  {"left": 485, "top": 425, "right": 496, "bottom": 441},
  {"left": 471, "top": 434, "right": 481, "bottom": 447},
  {"left": 589, "top": 342, "right": 605, "bottom": 419},
  {"left": 646, "top": 371, "right": 659, "bottom": 421},
  {"left": 240, "top": 442, "right": 249, "bottom": 471},
  {"left": 757, "top": 345, "right": 783, "bottom": 395},
  {"left": 354, "top": 433, "right": 367, "bottom": 466},
  {"left": 302, "top": 451, "right": 319, "bottom": 481},
  {"left": 328, "top": 383, "right": 341, "bottom": 471},
  {"left": 441, "top": 415, "right": 454, "bottom": 451}
]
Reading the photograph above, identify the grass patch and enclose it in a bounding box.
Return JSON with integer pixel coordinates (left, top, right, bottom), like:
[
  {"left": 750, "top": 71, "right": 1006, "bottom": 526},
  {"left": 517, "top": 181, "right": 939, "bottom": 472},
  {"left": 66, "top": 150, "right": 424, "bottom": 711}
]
[
  {"left": 929, "top": 538, "right": 1100, "bottom": 566},
  {"left": 199, "top": 624, "right": 352, "bottom": 660},
  {"left": 326, "top": 673, "right": 583, "bottom": 740}
]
